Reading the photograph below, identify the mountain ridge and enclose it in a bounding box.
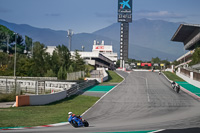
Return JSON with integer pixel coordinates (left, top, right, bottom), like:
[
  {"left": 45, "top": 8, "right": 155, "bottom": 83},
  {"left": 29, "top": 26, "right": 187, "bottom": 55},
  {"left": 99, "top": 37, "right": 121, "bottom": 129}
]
[{"left": 0, "top": 18, "right": 184, "bottom": 61}]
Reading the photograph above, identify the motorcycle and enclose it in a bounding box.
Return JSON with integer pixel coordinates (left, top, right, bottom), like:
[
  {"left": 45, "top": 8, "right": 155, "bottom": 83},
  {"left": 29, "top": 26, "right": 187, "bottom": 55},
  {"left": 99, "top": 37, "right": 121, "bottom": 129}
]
[
  {"left": 171, "top": 81, "right": 180, "bottom": 93},
  {"left": 68, "top": 115, "right": 89, "bottom": 128}
]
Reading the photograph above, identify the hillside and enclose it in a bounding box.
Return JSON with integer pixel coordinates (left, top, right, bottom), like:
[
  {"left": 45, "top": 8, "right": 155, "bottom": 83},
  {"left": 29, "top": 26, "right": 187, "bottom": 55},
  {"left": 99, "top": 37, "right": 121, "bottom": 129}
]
[{"left": 0, "top": 18, "right": 184, "bottom": 61}]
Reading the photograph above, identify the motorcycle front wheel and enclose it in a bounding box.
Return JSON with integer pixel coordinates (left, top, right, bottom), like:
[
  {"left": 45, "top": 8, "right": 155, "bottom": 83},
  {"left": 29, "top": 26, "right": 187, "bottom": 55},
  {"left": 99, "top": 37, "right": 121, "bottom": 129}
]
[{"left": 83, "top": 120, "right": 89, "bottom": 127}]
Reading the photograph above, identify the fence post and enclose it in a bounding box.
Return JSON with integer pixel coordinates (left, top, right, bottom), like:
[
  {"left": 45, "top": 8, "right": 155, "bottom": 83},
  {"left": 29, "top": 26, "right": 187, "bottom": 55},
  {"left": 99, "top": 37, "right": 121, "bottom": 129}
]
[
  {"left": 190, "top": 72, "right": 193, "bottom": 80},
  {"left": 178, "top": 68, "right": 180, "bottom": 73},
  {"left": 6, "top": 78, "right": 8, "bottom": 93}
]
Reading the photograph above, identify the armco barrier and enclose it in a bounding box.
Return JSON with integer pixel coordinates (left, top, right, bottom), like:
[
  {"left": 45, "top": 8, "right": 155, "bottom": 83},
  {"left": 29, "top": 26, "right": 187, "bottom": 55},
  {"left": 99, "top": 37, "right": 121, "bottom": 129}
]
[{"left": 16, "top": 80, "right": 96, "bottom": 107}]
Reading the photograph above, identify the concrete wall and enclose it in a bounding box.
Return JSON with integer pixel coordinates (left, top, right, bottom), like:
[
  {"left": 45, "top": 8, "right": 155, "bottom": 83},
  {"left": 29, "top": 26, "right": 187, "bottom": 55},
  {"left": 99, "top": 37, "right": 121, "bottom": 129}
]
[
  {"left": 86, "top": 68, "right": 108, "bottom": 83},
  {"left": 29, "top": 91, "right": 67, "bottom": 106},
  {"left": 16, "top": 80, "right": 97, "bottom": 107}
]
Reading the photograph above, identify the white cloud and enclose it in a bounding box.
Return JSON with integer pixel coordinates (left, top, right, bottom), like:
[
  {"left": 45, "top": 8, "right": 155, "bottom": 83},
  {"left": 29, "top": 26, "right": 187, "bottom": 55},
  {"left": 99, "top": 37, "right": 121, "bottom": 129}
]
[{"left": 136, "top": 10, "right": 185, "bottom": 19}]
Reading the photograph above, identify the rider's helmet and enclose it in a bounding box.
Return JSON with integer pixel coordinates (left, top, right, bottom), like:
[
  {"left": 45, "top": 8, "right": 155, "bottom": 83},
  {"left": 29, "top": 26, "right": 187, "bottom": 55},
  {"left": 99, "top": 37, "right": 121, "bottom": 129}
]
[{"left": 68, "top": 112, "right": 73, "bottom": 115}]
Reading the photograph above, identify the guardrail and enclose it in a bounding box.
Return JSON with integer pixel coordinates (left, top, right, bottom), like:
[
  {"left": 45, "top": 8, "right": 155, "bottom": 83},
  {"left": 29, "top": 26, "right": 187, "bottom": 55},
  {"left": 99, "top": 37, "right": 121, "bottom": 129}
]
[{"left": 16, "top": 80, "right": 97, "bottom": 107}]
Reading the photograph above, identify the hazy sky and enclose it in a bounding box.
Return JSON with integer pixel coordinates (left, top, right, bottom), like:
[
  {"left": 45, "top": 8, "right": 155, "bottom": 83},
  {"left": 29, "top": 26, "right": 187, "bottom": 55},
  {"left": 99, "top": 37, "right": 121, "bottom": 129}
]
[{"left": 0, "top": 0, "right": 200, "bottom": 33}]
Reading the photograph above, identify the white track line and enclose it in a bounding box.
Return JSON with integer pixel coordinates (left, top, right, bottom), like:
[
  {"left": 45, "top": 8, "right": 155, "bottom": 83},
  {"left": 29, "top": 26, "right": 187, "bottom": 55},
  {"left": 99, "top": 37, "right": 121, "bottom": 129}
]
[
  {"left": 149, "top": 129, "right": 165, "bottom": 133},
  {"left": 134, "top": 75, "right": 150, "bottom": 103},
  {"left": 81, "top": 71, "right": 125, "bottom": 116}
]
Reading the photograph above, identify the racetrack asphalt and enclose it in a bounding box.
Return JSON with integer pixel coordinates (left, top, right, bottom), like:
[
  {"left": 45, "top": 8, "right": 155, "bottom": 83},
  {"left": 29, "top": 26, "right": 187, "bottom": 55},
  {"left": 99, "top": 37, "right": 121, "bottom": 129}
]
[{"left": 2, "top": 71, "right": 200, "bottom": 133}]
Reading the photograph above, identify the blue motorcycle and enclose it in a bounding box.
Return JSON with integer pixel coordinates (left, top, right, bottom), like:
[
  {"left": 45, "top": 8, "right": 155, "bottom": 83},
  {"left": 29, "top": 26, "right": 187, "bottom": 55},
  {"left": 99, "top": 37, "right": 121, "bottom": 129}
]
[{"left": 68, "top": 115, "right": 89, "bottom": 128}]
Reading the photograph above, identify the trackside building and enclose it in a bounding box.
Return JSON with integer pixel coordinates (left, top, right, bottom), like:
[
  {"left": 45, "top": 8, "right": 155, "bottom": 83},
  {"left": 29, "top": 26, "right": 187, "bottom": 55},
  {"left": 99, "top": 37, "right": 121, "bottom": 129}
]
[
  {"left": 171, "top": 24, "right": 200, "bottom": 68},
  {"left": 46, "top": 40, "right": 118, "bottom": 70}
]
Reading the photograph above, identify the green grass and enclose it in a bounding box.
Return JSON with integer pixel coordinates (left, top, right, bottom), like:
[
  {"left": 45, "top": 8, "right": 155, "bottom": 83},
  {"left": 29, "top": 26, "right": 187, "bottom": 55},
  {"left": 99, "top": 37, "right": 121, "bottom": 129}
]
[
  {"left": 101, "top": 70, "right": 123, "bottom": 85},
  {"left": 0, "top": 95, "right": 99, "bottom": 128},
  {"left": 163, "top": 71, "right": 185, "bottom": 82}
]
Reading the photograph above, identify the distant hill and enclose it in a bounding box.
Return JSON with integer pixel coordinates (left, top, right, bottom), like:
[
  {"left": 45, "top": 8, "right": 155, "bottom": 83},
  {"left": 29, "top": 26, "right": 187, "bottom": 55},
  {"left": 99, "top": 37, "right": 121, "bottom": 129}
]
[
  {"left": 0, "top": 18, "right": 184, "bottom": 61},
  {"left": 93, "top": 18, "right": 184, "bottom": 58}
]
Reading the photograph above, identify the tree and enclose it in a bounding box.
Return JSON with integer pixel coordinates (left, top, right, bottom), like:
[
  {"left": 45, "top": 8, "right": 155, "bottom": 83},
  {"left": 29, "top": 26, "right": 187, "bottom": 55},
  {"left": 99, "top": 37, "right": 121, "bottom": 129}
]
[
  {"left": 30, "top": 41, "right": 47, "bottom": 76},
  {"left": 0, "top": 52, "right": 14, "bottom": 76},
  {"left": 16, "top": 54, "right": 32, "bottom": 76},
  {"left": 72, "top": 50, "right": 85, "bottom": 71},
  {"left": 51, "top": 45, "right": 71, "bottom": 76},
  {"left": 57, "top": 66, "right": 67, "bottom": 80},
  {"left": 25, "top": 35, "right": 32, "bottom": 52},
  {"left": 45, "top": 69, "right": 56, "bottom": 77},
  {"left": 116, "top": 60, "right": 120, "bottom": 68},
  {"left": 0, "top": 25, "right": 15, "bottom": 53},
  {"left": 68, "top": 64, "right": 74, "bottom": 73},
  {"left": 10, "top": 34, "right": 25, "bottom": 54},
  {"left": 189, "top": 47, "right": 200, "bottom": 66},
  {"left": 151, "top": 57, "right": 161, "bottom": 63}
]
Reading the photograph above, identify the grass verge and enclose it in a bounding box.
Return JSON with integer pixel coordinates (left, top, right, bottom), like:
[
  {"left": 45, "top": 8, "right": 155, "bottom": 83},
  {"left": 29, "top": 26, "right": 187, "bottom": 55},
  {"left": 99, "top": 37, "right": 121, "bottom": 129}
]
[
  {"left": 100, "top": 70, "right": 123, "bottom": 85},
  {"left": 0, "top": 95, "right": 99, "bottom": 127},
  {"left": 163, "top": 71, "right": 185, "bottom": 82}
]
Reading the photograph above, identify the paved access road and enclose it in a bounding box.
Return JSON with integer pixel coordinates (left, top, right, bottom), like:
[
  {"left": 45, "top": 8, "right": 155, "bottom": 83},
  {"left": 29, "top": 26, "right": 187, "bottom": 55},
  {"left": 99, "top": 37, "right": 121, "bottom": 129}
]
[{"left": 3, "top": 71, "right": 200, "bottom": 133}]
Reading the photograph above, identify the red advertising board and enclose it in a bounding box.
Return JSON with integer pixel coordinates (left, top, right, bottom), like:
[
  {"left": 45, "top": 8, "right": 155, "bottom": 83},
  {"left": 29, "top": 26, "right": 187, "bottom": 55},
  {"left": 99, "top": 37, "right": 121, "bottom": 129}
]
[{"left": 141, "top": 63, "right": 152, "bottom": 67}]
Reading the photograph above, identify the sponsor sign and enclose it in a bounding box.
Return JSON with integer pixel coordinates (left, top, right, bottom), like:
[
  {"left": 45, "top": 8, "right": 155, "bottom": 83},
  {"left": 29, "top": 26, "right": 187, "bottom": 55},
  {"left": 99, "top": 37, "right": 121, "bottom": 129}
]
[
  {"left": 118, "top": 0, "right": 132, "bottom": 22},
  {"left": 95, "top": 46, "right": 104, "bottom": 49}
]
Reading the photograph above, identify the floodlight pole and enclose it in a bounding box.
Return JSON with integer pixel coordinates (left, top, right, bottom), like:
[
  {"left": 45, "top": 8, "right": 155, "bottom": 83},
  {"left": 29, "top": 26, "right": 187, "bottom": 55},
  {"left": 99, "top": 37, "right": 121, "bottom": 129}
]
[
  {"left": 14, "top": 33, "right": 17, "bottom": 92},
  {"left": 14, "top": 33, "right": 17, "bottom": 78},
  {"left": 7, "top": 35, "right": 9, "bottom": 54},
  {"left": 32, "top": 40, "right": 34, "bottom": 56},
  {"left": 67, "top": 29, "right": 73, "bottom": 51}
]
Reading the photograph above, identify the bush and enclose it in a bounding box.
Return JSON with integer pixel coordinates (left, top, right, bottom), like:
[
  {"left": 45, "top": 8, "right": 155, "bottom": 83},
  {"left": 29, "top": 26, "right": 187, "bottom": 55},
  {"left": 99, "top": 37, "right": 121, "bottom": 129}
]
[{"left": 0, "top": 93, "right": 16, "bottom": 102}]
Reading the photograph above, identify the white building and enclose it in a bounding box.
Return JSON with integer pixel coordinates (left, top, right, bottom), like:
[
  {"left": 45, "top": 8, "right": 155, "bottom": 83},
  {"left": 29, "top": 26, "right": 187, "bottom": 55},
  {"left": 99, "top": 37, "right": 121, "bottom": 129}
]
[
  {"left": 92, "top": 40, "right": 118, "bottom": 64},
  {"left": 46, "top": 46, "right": 56, "bottom": 55},
  {"left": 46, "top": 40, "right": 118, "bottom": 70}
]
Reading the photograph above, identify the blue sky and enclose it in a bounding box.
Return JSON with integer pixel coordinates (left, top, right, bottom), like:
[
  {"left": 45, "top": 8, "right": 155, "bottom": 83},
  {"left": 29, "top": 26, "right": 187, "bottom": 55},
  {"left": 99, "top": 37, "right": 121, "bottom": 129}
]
[{"left": 0, "top": 0, "right": 200, "bottom": 33}]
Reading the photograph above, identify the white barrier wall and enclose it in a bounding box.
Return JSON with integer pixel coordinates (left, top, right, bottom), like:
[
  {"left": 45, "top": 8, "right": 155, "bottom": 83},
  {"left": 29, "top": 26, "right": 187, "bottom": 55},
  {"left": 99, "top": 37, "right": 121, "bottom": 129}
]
[
  {"left": 29, "top": 91, "right": 67, "bottom": 106},
  {"left": 16, "top": 80, "right": 97, "bottom": 107},
  {"left": 176, "top": 72, "right": 200, "bottom": 88}
]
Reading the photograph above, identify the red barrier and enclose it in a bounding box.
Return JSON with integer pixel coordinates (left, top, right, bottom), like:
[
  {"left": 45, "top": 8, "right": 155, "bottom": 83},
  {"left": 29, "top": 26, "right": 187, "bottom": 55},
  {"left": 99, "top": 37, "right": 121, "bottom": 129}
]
[{"left": 16, "top": 95, "right": 30, "bottom": 107}]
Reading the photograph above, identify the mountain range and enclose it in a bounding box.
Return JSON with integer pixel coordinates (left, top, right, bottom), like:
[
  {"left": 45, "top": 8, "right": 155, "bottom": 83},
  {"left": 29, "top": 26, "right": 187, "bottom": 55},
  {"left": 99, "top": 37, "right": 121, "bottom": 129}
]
[{"left": 0, "top": 18, "right": 184, "bottom": 61}]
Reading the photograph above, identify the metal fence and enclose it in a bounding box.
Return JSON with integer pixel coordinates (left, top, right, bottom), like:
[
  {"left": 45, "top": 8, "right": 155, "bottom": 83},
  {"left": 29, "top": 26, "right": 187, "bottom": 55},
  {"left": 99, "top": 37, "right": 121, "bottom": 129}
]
[{"left": 0, "top": 79, "right": 76, "bottom": 95}]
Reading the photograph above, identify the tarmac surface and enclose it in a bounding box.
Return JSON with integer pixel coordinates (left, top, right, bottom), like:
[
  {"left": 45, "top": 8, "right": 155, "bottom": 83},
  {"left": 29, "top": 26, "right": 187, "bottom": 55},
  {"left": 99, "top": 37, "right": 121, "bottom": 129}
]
[
  {"left": 2, "top": 71, "right": 200, "bottom": 133},
  {"left": 0, "top": 102, "right": 15, "bottom": 108}
]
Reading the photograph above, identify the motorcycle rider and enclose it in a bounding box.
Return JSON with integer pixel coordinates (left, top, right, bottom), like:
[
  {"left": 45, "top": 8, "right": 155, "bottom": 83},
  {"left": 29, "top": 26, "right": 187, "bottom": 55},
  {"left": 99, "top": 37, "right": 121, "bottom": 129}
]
[
  {"left": 68, "top": 112, "right": 75, "bottom": 118},
  {"left": 68, "top": 112, "right": 84, "bottom": 124}
]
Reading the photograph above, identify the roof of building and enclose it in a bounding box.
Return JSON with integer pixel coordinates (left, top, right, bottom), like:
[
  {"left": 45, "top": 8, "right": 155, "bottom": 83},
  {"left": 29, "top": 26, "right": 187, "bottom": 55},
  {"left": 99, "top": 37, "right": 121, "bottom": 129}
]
[{"left": 171, "top": 24, "right": 200, "bottom": 42}]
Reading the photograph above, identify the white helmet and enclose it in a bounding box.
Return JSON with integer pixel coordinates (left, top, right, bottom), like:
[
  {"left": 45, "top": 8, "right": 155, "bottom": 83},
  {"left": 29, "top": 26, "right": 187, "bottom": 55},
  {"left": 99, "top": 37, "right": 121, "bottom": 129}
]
[{"left": 68, "top": 112, "right": 72, "bottom": 115}]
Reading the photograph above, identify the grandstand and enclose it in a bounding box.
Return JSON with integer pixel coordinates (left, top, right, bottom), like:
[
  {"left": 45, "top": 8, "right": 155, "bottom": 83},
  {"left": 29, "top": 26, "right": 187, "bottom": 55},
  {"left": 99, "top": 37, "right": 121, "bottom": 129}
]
[
  {"left": 171, "top": 24, "right": 200, "bottom": 68},
  {"left": 171, "top": 24, "right": 200, "bottom": 87}
]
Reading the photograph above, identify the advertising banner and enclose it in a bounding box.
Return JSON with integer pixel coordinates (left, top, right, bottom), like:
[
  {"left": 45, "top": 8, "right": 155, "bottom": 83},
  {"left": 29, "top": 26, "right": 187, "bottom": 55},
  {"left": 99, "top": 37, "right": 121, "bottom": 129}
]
[{"left": 118, "top": 0, "right": 132, "bottom": 22}]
